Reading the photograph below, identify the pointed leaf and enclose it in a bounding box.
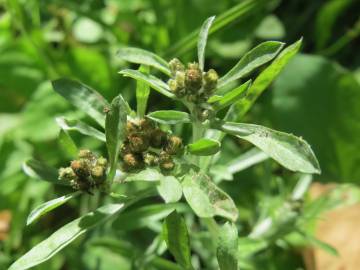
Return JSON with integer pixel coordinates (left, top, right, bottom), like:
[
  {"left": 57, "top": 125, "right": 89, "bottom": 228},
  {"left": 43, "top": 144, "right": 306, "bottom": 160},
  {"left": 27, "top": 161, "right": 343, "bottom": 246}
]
[
  {"left": 119, "top": 69, "right": 176, "bottom": 99},
  {"left": 182, "top": 171, "right": 238, "bottom": 221},
  {"left": 125, "top": 168, "right": 164, "bottom": 182},
  {"left": 52, "top": 79, "right": 109, "bottom": 127},
  {"left": 218, "top": 41, "right": 284, "bottom": 89},
  {"left": 58, "top": 129, "right": 78, "bottom": 158},
  {"left": 147, "top": 110, "right": 190, "bottom": 124},
  {"left": 212, "top": 80, "right": 251, "bottom": 111},
  {"left": 233, "top": 39, "right": 303, "bottom": 119},
  {"left": 22, "top": 159, "right": 69, "bottom": 186},
  {"left": 217, "top": 121, "right": 321, "bottom": 174},
  {"left": 187, "top": 138, "right": 221, "bottom": 156},
  {"left": 9, "top": 203, "right": 125, "bottom": 270},
  {"left": 163, "top": 211, "right": 193, "bottom": 270},
  {"left": 136, "top": 65, "right": 150, "bottom": 117},
  {"left": 105, "top": 95, "right": 128, "bottom": 182},
  {"left": 157, "top": 176, "right": 183, "bottom": 203},
  {"left": 117, "top": 47, "right": 171, "bottom": 76},
  {"left": 217, "top": 222, "right": 238, "bottom": 270},
  {"left": 226, "top": 148, "right": 269, "bottom": 174},
  {"left": 27, "top": 192, "right": 81, "bottom": 226},
  {"left": 56, "top": 117, "right": 105, "bottom": 142},
  {"left": 198, "top": 16, "right": 215, "bottom": 70}
]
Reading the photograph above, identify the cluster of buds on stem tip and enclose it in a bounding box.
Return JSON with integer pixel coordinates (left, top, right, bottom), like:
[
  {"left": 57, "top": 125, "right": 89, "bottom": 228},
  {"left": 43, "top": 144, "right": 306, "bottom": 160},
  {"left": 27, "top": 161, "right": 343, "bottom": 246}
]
[
  {"left": 58, "top": 149, "right": 107, "bottom": 192},
  {"left": 120, "top": 118, "right": 183, "bottom": 173},
  {"left": 167, "top": 58, "right": 219, "bottom": 104}
]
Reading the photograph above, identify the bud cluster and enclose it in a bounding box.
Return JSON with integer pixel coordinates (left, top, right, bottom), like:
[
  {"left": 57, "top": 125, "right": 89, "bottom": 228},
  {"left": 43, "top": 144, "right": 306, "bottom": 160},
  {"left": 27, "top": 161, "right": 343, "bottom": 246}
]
[
  {"left": 58, "top": 149, "right": 107, "bottom": 192},
  {"left": 168, "top": 58, "right": 219, "bottom": 104},
  {"left": 120, "top": 118, "right": 183, "bottom": 173}
]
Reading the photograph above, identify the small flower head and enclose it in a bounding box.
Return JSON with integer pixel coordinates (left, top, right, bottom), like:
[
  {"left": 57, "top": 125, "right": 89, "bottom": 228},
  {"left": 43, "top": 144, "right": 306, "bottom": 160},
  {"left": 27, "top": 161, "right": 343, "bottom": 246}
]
[
  {"left": 122, "top": 153, "right": 144, "bottom": 171},
  {"left": 58, "top": 167, "right": 76, "bottom": 182},
  {"left": 71, "top": 160, "right": 90, "bottom": 178},
  {"left": 150, "top": 128, "right": 168, "bottom": 148},
  {"left": 165, "top": 135, "right": 183, "bottom": 155},
  {"left": 169, "top": 58, "right": 185, "bottom": 75},
  {"left": 128, "top": 133, "right": 149, "bottom": 153},
  {"left": 143, "top": 152, "right": 159, "bottom": 166},
  {"left": 91, "top": 166, "right": 106, "bottom": 183},
  {"left": 203, "top": 69, "right": 218, "bottom": 92},
  {"left": 185, "top": 62, "right": 203, "bottom": 92},
  {"left": 78, "top": 149, "right": 94, "bottom": 159}
]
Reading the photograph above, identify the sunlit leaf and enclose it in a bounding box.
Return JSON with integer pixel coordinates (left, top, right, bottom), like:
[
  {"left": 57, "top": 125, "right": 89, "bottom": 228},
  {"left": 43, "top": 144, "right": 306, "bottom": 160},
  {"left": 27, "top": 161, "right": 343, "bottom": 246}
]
[
  {"left": 187, "top": 138, "right": 221, "bottom": 156},
  {"left": 147, "top": 110, "right": 190, "bottom": 124},
  {"left": 136, "top": 65, "right": 150, "bottom": 118},
  {"left": 125, "top": 168, "right": 164, "bottom": 182},
  {"left": 217, "top": 222, "right": 238, "bottom": 270},
  {"left": 58, "top": 129, "right": 78, "bottom": 158},
  {"left": 157, "top": 176, "right": 183, "bottom": 203},
  {"left": 198, "top": 16, "right": 215, "bottom": 70}
]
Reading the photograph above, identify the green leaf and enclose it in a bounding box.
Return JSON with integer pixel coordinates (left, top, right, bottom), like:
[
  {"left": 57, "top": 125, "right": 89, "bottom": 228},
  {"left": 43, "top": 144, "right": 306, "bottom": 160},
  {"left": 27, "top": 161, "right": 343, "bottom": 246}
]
[
  {"left": 58, "top": 129, "right": 78, "bottom": 159},
  {"left": 182, "top": 171, "right": 238, "bottom": 221},
  {"left": 105, "top": 95, "right": 128, "bottom": 182},
  {"left": 238, "top": 237, "right": 268, "bottom": 258},
  {"left": 217, "top": 222, "right": 238, "bottom": 270},
  {"left": 163, "top": 211, "right": 193, "bottom": 270},
  {"left": 233, "top": 39, "right": 302, "bottom": 119},
  {"left": 9, "top": 203, "right": 125, "bottom": 270},
  {"left": 22, "top": 159, "right": 69, "bottom": 186},
  {"left": 299, "top": 231, "right": 339, "bottom": 256},
  {"left": 255, "top": 15, "right": 285, "bottom": 39},
  {"left": 198, "top": 16, "right": 215, "bottom": 70},
  {"left": 136, "top": 65, "right": 150, "bottom": 118},
  {"left": 217, "top": 121, "right": 321, "bottom": 174},
  {"left": 27, "top": 192, "right": 81, "bottom": 226},
  {"left": 187, "top": 138, "right": 221, "bottom": 156},
  {"left": 56, "top": 117, "right": 106, "bottom": 142},
  {"left": 226, "top": 147, "right": 269, "bottom": 174},
  {"left": 119, "top": 69, "right": 176, "bottom": 99},
  {"left": 52, "top": 79, "right": 109, "bottom": 127},
  {"left": 125, "top": 168, "right": 164, "bottom": 182},
  {"left": 218, "top": 41, "right": 284, "bottom": 89},
  {"left": 212, "top": 80, "right": 251, "bottom": 111},
  {"left": 291, "top": 174, "right": 313, "bottom": 201},
  {"left": 117, "top": 47, "right": 171, "bottom": 76},
  {"left": 113, "top": 203, "right": 185, "bottom": 231},
  {"left": 147, "top": 110, "right": 191, "bottom": 125},
  {"left": 157, "top": 176, "right": 183, "bottom": 203}
]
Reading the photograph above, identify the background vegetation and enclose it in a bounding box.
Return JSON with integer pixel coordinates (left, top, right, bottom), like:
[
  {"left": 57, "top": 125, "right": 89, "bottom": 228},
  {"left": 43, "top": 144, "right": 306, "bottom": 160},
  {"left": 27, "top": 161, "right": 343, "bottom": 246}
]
[{"left": 0, "top": 0, "right": 359, "bottom": 269}]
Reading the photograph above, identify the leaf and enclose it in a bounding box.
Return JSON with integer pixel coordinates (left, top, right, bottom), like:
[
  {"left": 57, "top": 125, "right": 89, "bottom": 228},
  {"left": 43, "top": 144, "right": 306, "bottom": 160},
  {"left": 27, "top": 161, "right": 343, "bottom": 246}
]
[
  {"left": 217, "top": 222, "right": 238, "bottom": 270},
  {"left": 299, "top": 231, "right": 339, "bottom": 256},
  {"left": 52, "top": 79, "right": 109, "bottom": 127},
  {"left": 187, "top": 138, "right": 221, "bottom": 156},
  {"left": 217, "top": 121, "right": 321, "bottom": 174},
  {"left": 58, "top": 129, "right": 78, "bottom": 158},
  {"left": 22, "top": 159, "right": 69, "bottom": 186},
  {"left": 157, "top": 176, "right": 183, "bottom": 203},
  {"left": 182, "top": 171, "right": 238, "bottom": 221},
  {"left": 147, "top": 110, "right": 191, "bottom": 125},
  {"left": 197, "top": 16, "right": 215, "bottom": 70},
  {"left": 105, "top": 95, "right": 128, "bottom": 182},
  {"left": 218, "top": 41, "right": 284, "bottom": 89},
  {"left": 119, "top": 69, "right": 176, "bottom": 99},
  {"left": 125, "top": 168, "right": 164, "bottom": 182},
  {"left": 226, "top": 147, "right": 269, "bottom": 174},
  {"left": 117, "top": 47, "right": 171, "bottom": 76},
  {"left": 255, "top": 15, "right": 285, "bottom": 39},
  {"left": 113, "top": 203, "right": 185, "bottom": 231},
  {"left": 27, "top": 192, "right": 81, "bottom": 226},
  {"left": 9, "top": 203, "right": 125, "bottom": 270},
  {"left": 238, "top": 237, "right": 268, "bottom": 258},
  {"left": 136, "top": 65, "right": 150, "bottom": 118},
  {"left": 163, "top": 211, "right": 193, "bottom": 270},
  {"left": 291, "top": 174, "right": 313, "bottom": 201},
  {"left": 233, "top": 39, "right": 302, "bottom": 119},
  {"left": 212, "top": 80, "right": 251, "bottom": 111},
  {"left": 56, "top": 117, "right": 106, "bottom": 142}
]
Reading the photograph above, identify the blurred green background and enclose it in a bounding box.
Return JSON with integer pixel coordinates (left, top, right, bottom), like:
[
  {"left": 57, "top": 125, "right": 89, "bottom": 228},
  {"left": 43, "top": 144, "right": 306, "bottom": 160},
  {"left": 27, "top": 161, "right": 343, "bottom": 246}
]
[{"left": 0, "top": 0, "right": 359, "bottom": 269}]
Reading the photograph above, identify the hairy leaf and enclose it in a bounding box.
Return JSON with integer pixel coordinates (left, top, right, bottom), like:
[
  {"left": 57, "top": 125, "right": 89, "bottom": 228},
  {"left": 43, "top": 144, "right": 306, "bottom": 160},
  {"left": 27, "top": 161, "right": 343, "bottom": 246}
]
[
  {"left": 125, "top": 168, "right": 164, "bottom": 182},
  {"left": 58, "top": 129, "right": 78, "bottom": 158},
  {"left": 187, "top": 138, "right": 221, "bottom": 156},
  {"left": 136, "top": 65, "right": 150, "bottom": 117},
  {"left": 217, "top": 222, "right": 238, "bottom": 270},
  {"left": 157, "top": 176, "right": 183, "bottom": 203},
  {"left": 147, "top": 110, "right": 190, "bottom": 124},
  {"left": 198, "top": 16, "right": 215, "bottom": 70}
]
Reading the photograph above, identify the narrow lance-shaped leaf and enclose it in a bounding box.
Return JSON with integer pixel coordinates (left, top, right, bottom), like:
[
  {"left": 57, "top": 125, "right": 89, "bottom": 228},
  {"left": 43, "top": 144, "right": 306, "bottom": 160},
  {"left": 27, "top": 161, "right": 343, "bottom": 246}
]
[
  {"left": 217, "top": 222, "right": 238, "bottom": 270},
  {"left": 58, "top": 129, "right": 78, "bottom": 159},
  {"left": 147, "top": 110, "right": 191, "bottom": 125},
  {"left": 27, "top": 192, "right": 81, "bottom": 226},
  {"left": 52, "top": 79, "right": 109, "bottom": 127},
  {"left": 233, "top": 39, "right": 302, "bottom": 119},
  {"left": 117, "top": 47, "right": 171, "bottom": 76},
  {"left": 136, "top": 65, "right": 150, "bottom": 118},
  {"left": 216, "top": 121, "right": 321, "bottom": 174},
  {"left": 218, "top": 41, "right": 285, "bottom": 89},
  {"left": 198, "top": 16, "right": 215, "bottom": 70},
  {"left": 226, "top": 147, "right": 269, "bottom": 174},
  {"left": 56, "top": 117, "right": 106, "bottom": 142},
  {"left": 187, "top": 138, "right": 221, "bottom": 156},
  {"left": 105, "top": 95, "right": 128, "bottom": 182},
  {"left": 125, "top": 168, "right": 164, "bottom": 182},
  {"left": 22, "top": 159, "right": 69, "bottom": 186},
  {"left": 119, "top": 69, "right": 176, "bottom": 99},
  {"left": 163, "top": 211, "right": 193, "bottom": 270},
  {"left": 182, "top": 171, "right": 238, "bottom": 221},
  {"left": 211, "top": 80, "right": 251, "bottom": 111},
  {"left": 9, "top": 203, "right": 125, "bottom": 270},
  {"left": 157, "top": 176, "right": 183, "bottom": 203}
]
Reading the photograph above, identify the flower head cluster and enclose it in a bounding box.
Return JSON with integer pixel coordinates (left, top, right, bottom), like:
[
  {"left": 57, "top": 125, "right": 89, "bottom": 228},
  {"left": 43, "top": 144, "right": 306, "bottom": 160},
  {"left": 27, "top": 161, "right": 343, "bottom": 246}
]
[
  {"left": 120, "top": 118, "right": 183, "bottom": 173},
  {"left": 167, "top": 58, "right": 218, "bottom": 103},
  {"left": 58, "top": 150, "right": 107, "bottom": 192}
]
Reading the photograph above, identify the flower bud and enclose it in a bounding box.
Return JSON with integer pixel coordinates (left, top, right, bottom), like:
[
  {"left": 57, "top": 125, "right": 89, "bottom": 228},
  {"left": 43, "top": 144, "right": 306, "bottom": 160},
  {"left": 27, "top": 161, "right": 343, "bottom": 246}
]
[
  {"left": 203, "top": 69, "right": 218, "bottom": 92},
  {"left": 185, "top": 63, "right": 202, "bottom": 92},
  {"left": 165, "top": 135, "right": 183, "bottom": 155},
  {"left": 58, "top": 167, "right": 76, "bottom": 182},
  {"left": 71, "top": 160, "right": 90, "bottom": 178},
  {"left": 96, "top": 157, "right": 107, "bottom": 167},
  {"left": 120, "top": 143, "right": 131, "bottom": 157},
  {"left": 139, "top": 118, "right": 155, "bottom": 132},
  {"left": 128, "top": 133, "right": 149, "bottom": 153},
  {"left": 123, "top": 153, "right": 144, "bottom": 171},
  {"left": 150, "top": 128, "right": 168, "bottom": 148},
  {"left": 168, "top": 79, "right": 178, "bottom": 92},
  {"left": 91, "top": 166, "right": 106, "bottom": 183},
  {"left": 175, "top": 71, "right": 185, "bottom": 89},
  {"left": 126, "top": 120, "right": 138, "bottom": 135},
  {"left": 78, "top": 149, "right": 93, "bottom": 159},
  {"left": 143, "top": 152, "right": 159, "bottom": 166},
  {"left": 169, "top": 58, "right": 185, "bottom": 75}
]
